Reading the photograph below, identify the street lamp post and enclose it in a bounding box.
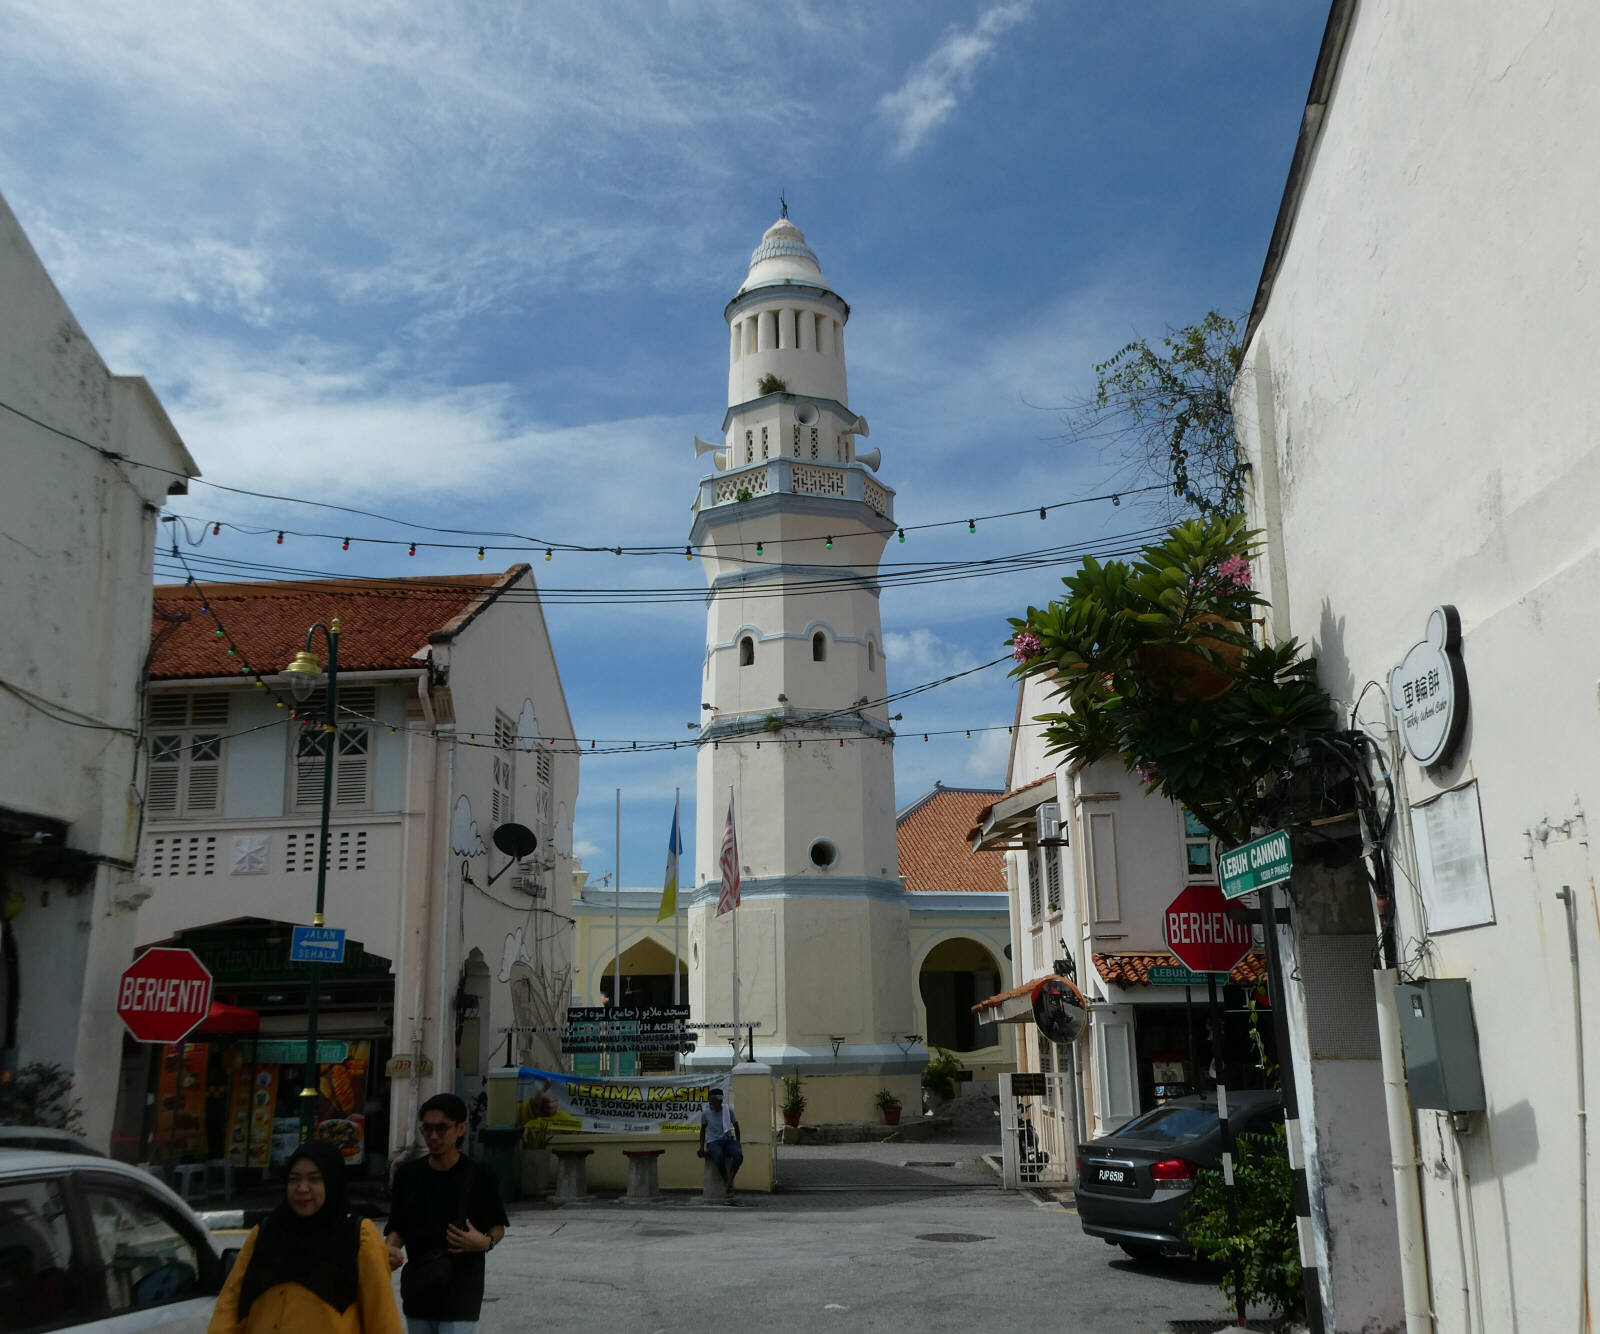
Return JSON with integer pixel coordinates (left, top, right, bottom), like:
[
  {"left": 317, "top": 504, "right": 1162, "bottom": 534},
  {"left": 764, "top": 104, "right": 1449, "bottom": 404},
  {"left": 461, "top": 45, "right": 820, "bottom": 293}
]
[{"left": 281, "top": 618, "right": 340, "bottom": 1142}]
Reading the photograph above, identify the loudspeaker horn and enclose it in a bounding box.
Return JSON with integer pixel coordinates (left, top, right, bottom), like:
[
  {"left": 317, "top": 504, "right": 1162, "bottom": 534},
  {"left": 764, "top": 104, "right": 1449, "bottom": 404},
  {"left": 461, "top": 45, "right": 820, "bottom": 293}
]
[
  {"left": 840, "top": 414, "right": 870, "bottom": 438},
  {"left": 694, "top": 435, "right": 723, "bottom": 456},
  {"left": 855, "top": 447, "right": 881, "bottom": 472}
]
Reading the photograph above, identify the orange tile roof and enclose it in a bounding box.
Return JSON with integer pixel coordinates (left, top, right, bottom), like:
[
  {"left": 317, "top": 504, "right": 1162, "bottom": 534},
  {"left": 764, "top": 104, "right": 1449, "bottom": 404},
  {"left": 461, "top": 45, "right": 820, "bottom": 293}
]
[
  {"left": 1093, "top": 952, "right": 1268, "bottom": 988},
  {"left": 966, "top": 772, "right": 1056, "bottom": 841},
  {"left": 973, "top": 972, "right": 1087, "bottom": 1013},
  {"left": 897, "top": 784, "right": 1008, "bottom": 894},
  {"left": 149, "top": 568, "right": 524, "bottom": 680}
]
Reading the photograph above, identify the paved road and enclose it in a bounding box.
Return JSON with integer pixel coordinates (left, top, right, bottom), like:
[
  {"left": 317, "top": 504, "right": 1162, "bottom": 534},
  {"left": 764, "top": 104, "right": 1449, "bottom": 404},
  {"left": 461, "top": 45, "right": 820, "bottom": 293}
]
[{"left": 475, "top": 1185, "right": 1246, "bottom": 1333}]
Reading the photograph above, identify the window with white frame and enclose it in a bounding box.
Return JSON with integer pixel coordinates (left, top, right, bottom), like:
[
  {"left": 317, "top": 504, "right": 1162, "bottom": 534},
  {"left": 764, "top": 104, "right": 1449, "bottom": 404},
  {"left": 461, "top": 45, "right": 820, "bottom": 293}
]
[
  {"left": 146, "top": 693, "right": 229, "bottom": 819},
  {"left": 1182, "top": 808, "right": 1215, "bottom": 880},
  {"left": 492, "top": 711, "right": 516, "bottom": 827},
  {"left": 289, "top": 686, "right": 376, "bottom": 812}
]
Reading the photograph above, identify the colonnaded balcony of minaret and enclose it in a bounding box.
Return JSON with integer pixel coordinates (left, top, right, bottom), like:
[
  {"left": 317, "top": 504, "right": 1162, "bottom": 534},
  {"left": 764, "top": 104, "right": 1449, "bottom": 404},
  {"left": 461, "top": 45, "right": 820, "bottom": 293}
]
[{"left": 693, "top": 420, "right": 895, "bottom": 520}]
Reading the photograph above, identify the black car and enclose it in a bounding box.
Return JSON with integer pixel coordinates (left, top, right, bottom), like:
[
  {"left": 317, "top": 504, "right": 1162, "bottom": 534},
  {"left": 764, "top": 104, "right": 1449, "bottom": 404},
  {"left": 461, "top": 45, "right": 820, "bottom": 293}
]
[{"left": 1075, "top": 1089, "right": 1283, "bottom": 1259}]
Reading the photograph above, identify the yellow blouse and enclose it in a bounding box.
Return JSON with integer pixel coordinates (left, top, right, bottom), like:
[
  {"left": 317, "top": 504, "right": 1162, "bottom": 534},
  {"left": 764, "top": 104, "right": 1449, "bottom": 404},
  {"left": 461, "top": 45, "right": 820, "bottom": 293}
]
[{"left": 207, "top": 1217, "right": 404, "bottom": 1334}]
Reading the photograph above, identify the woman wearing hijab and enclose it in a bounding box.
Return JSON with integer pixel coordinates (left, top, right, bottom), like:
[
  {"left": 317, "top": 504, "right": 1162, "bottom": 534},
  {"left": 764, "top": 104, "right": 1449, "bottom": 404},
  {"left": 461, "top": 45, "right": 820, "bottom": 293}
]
[{"left": 209, "top": 1137, "right": 403, "bottom": 1334}]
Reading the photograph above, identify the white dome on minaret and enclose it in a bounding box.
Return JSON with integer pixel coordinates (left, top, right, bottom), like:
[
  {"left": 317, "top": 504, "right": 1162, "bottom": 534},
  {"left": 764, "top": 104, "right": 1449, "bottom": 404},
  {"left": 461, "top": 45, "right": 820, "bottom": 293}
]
[{"left": 740, "top": 217, "right": 829, "bottom": 293}]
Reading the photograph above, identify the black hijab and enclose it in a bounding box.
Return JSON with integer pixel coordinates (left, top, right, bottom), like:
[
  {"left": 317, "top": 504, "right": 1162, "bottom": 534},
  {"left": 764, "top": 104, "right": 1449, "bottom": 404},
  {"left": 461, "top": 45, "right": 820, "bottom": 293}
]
[{"left": 237, "top": 1137, "right": 362, "bottom": 1316}]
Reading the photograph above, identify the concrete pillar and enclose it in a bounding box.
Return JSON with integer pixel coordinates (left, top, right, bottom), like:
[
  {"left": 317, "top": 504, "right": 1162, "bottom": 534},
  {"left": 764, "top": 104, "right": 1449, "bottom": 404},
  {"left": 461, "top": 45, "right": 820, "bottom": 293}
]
[{"left": 798, "top": 307, "right": 815, "bottom": 352}]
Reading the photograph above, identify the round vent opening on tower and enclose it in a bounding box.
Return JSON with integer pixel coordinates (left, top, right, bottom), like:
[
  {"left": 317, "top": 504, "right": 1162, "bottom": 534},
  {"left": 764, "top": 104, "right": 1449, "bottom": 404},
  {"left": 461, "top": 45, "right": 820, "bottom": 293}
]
[
  {"left": 809, "top": 838, "right": 839, "bottom": 870},
  {"left": 795, "top": 402, "right": 819, "bottom": 427}
]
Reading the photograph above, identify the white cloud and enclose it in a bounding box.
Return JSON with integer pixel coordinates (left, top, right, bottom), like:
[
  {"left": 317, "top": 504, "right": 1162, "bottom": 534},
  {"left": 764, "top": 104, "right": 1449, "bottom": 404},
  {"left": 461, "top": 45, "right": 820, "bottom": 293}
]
[
  {"left": 878, "top": 2, "right": 1036, "bottom": 158},
  {"left": 451, "top": 793, "right": 486, "bottom": 857},
  {"left": 883, "top": 627, "right": 980, "bottom": 681}
]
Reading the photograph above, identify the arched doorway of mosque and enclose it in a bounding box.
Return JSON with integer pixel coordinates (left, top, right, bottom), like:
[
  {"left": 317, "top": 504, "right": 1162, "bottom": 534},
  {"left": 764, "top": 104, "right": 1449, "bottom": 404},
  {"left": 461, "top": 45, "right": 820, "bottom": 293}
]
[{"left": 919, "top": 937, "right": 1003, "bottom": 1053}]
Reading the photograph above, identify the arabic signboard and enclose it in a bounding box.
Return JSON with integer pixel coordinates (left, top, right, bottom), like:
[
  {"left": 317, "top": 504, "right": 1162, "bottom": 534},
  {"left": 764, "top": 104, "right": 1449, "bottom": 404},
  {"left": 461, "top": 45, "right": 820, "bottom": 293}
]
[
  {"left": 562, "top": 1006, "right": 695, "bottom": 1055},
  {"left": 289, "top": 926, "right": 347, "bottom": 965},
  {"left": 1218, "top": 829, "right": 1293, "bottom": 901},
  {"left": 1162, "top": 883, "right": 1254, "bottom": 975}
]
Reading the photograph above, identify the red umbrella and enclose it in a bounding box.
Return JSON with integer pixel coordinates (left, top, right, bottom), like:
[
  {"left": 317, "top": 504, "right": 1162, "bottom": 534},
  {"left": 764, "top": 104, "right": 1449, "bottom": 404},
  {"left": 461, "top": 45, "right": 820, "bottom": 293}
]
[{"left": 197, "top": 1000, "right": 260, "bottom": 1034}]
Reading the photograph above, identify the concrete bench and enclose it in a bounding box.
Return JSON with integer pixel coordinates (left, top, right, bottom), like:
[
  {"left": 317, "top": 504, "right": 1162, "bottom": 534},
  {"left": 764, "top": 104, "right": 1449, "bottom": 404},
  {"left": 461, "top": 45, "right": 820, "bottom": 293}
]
[
  {"left": 623, "top": 1148, "right": 665, "bottom": 1201},
  {"left": 553, "top": 1147, "right": 594, "bottom": 1202},
  {"left": 702, "top": 1155, "right": 729, "bottom": 1201}
]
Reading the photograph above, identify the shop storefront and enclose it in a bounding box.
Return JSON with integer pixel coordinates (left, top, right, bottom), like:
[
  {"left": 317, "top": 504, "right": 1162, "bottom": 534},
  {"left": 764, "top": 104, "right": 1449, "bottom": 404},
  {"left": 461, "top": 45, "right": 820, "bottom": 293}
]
[{"left": 111, "top": 920, "right": 394, "bottom": 1179}]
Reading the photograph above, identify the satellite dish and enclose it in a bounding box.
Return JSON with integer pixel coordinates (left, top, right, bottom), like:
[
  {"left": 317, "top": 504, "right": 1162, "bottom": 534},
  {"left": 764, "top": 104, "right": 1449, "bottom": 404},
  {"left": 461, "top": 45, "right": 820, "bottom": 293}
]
[{"left": 492, "top": 823, "right": 537, "bottom": 859}]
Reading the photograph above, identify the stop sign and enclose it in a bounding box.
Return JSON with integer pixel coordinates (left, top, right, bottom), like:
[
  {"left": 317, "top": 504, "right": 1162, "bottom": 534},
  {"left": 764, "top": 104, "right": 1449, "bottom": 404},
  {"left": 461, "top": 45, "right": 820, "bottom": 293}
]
[
  {"left": 1163, "top": 883, "right": 1253, "bottom": 975},
  {"left": 117, "top": 947, "right": 213, "bottom": 1044}
]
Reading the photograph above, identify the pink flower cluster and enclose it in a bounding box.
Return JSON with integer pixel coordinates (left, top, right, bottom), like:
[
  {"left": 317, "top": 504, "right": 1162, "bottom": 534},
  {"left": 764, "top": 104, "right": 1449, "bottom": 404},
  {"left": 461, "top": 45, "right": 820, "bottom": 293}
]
[
  {"left": 1136, "top": 763, "right": 1162, "bottom": 785},
  {"left": 1012, "top": 631, "right": 1043, "bottom": 663},
  {"left": 1215, "top": 555, "right": 1252, "bottom": 591}
]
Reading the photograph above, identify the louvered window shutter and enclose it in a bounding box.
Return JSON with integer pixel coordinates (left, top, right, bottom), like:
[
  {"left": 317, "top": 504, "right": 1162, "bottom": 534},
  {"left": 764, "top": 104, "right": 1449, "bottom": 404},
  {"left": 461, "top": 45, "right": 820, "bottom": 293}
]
[
  {"left": 147, "top": 734, "right": 183, "bottom": 816},
  {"left": 294, "top": 730, "right": 328, "bottom": 808},
  {"left": 335, "top": 727, "right": 370, "bottom": 807},
  {"left": 186, "top": 735, "right": 223, "bottom": 814}
]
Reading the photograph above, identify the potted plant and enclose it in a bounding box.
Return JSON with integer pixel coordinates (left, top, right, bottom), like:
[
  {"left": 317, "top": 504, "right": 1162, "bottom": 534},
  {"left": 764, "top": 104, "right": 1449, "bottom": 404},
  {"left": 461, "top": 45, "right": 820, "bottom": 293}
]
[
  {"left": 780, "top": 1074, "right": 806, "bottom": 1127},
  {"left": 518, "top": 1104, "right": 554, "bottom": 1197},
  {"left": 874, "top": 1088, "right": 902, "bottom": 1126},
  {"left": 920, "top": 1047, "right": 963, "bottom": 1112}
]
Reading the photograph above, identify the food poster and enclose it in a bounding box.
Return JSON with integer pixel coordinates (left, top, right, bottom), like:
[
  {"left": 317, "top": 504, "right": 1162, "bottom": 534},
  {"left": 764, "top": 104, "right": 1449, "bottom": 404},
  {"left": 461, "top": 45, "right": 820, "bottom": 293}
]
[
  {"left": 313, "top": 1040, "right": 369, "bottom": 1166},
  {"left": 225, "top": 1062, "right": 279, "bottom": 1168},
  {"left": 153, "top": 1044, "right": 209, "bottom": 1156}
]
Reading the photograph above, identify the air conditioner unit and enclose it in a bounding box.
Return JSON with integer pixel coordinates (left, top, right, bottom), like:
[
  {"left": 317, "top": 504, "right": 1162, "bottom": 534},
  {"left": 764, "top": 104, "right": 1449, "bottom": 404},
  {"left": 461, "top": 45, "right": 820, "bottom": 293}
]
[
  {"left": 1036, "top": 802, "right": 1062, "bottom": 845},
  {"left": 511, "top": 862, "right": 547, "bottom": 899}
]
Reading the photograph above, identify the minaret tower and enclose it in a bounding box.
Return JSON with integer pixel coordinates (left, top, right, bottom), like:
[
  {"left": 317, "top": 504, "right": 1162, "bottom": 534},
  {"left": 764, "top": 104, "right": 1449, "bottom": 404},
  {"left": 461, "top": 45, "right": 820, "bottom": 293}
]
[{"left": 686, "top": 214, "right": 918, "bottom": 1106}]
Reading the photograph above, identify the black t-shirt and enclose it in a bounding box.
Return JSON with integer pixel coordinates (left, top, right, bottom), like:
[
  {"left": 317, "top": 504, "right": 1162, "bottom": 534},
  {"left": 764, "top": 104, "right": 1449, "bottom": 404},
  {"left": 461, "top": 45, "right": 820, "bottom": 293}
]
[{"left": 385, "top": 1154, "right": 508, "bottom": 1320}]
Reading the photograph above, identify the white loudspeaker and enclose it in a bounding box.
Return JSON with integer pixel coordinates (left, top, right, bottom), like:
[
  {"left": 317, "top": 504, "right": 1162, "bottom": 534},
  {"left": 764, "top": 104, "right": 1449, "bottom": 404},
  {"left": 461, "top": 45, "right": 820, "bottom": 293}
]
[
  {"left": 713, "top": 451, "right": 727, "bottom": 470},
  {"left": 843, "top": 414, "right": 870, "bottom": 438},
  {"left": 795, "top": 402, "right": 820, "bottom": 427},
  {"left": 694, "top": 435, "right": 723, "bottom": 456},
  {"left": 855, "top": 448, "right": 881, "bottom": 472}
]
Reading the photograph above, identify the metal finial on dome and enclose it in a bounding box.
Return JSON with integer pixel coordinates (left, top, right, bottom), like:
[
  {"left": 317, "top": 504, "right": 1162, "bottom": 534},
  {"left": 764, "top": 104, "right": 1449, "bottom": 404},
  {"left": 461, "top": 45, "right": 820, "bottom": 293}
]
[{"left": 780, "top": 191, "right": 788, "bottom": 219}]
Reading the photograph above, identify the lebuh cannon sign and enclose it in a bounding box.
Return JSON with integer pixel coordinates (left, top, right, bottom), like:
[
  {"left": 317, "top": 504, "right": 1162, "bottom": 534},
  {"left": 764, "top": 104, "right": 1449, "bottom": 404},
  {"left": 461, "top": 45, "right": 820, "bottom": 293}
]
[{"left": 1218, "top": 828, "right": 1293, "bottom": 902}]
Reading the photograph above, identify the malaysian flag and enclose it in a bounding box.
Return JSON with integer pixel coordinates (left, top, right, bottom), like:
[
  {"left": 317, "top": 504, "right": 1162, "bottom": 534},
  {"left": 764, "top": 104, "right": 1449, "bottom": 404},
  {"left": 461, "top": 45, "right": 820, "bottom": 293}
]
[{"left": 717, "top": 795, "right": 740, "bottom": 915}]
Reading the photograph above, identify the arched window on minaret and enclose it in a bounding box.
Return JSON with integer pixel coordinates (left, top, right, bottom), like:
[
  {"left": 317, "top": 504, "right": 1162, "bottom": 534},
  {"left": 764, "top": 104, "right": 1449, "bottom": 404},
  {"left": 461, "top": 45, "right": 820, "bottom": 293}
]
[
  {"left": 739, "top": 637, "right": 755, "bottom": 667},
  {"left": 812, "top": 632, "right": 827, "bottom": 662},
  {"left": 867, "top": 640, "right": 876, "bottom": 672}
]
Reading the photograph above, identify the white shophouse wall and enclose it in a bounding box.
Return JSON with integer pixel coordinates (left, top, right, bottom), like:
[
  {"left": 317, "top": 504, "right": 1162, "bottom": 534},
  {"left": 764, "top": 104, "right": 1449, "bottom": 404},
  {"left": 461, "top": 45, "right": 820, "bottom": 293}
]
[
  {"left": 0, "top": 191, "right": 198, "bottom": 1146},
  {"left": 1233, "top": 5, "right": 1600, "bottom": 1329}
]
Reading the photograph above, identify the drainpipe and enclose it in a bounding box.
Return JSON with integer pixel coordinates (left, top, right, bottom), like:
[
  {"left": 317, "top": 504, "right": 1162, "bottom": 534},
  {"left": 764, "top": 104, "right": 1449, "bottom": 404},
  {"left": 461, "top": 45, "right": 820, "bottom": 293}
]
[
  {"left": 402, "top": 674, "right": 437, "bottom": 1155},
  {"left": 1374, "top": 968, "right": 1434, "bottom": 1333},
  {"left": 1557, "top": 885, "right": 1591, "bottom": 1334},
  {"left": 436, "top": 729, "right": 458, "bottom": 1107}
]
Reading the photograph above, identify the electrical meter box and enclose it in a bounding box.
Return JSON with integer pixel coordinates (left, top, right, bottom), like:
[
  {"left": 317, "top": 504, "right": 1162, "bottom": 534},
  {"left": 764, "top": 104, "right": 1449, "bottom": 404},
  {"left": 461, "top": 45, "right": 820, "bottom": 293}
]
[{"left": 1394, "top": 978, "right": 1487, "bottom": 1113}]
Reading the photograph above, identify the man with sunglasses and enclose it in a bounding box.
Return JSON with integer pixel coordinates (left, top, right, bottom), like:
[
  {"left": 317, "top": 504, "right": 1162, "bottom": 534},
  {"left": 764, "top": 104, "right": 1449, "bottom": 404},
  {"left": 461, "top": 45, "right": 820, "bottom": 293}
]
[{"left": 383, "top": 1093, "right": 509, "bottom": 1334}]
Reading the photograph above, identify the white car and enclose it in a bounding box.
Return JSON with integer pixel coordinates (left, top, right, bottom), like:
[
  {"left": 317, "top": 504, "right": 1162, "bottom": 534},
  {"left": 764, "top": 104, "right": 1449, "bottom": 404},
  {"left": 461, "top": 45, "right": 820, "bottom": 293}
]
[{"left": 0, "top": 1149, "right": 228, "bottom": 1332}]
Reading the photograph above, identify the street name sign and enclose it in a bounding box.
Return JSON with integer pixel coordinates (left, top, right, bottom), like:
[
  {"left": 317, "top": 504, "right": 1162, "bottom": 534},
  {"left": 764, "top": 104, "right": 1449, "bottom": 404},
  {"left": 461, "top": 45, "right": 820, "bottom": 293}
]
[
  {"left": 1218, "top": 829, "right": 1293, "bottom": 901},
  {"left": 117, "top": 947, "right": 213, "bottom": 1044},
  {"left": 1163, "top": 883, "right": 1254, "bottom": 976},
  {"left": 289, "top": 925, "right": 347, "bottom": 964},
  {"left": 1148, "top": 964, "right": 1227, "bottom": 987}
]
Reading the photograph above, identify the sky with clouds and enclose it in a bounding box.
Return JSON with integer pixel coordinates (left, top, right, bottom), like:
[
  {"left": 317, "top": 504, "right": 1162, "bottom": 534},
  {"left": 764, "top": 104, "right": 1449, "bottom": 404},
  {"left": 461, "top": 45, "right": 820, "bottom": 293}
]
[{"left": 1, "top": 0, "right": 1326, "bottom": 884}]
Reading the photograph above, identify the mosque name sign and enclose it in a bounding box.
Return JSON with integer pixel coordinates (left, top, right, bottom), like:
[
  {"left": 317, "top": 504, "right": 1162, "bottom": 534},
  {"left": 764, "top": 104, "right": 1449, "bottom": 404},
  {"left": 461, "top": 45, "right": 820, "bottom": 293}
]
[
  {"left": 561, "top": 1005, "right": 694, "bottom": 1054},
  {"left": 1388, "top": 605, "right": 1469, "bottom": 769}
]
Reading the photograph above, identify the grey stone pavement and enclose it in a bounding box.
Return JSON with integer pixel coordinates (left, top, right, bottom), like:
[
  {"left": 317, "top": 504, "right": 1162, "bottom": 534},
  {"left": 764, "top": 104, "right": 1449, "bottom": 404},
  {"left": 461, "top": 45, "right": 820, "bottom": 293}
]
[{"left": 464, "top": 1132, "right": 1255, "bottom": 1334}]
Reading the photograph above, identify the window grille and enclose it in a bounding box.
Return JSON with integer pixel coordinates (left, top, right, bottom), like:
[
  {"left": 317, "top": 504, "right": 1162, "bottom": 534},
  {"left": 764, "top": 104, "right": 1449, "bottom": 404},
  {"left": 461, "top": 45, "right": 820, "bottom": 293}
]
[
  {"left": 745, "top": 429, "right": 753, "bottom": 464},
  {"left": 1183, "top": 809, "right": 1215, "bottom": 880},
  {"left": 1027, "top": 850, "right": 1043, "bottom": 923},
  {"left": 810, "top": 427, "right": 819, "bottom": 459}
]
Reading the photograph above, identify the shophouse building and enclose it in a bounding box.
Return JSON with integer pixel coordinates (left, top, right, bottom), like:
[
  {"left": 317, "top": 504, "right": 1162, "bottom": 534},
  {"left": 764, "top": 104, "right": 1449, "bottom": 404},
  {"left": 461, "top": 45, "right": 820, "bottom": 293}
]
[{"left": 120, "top": 567, "right": 576, "bottom": 1174}]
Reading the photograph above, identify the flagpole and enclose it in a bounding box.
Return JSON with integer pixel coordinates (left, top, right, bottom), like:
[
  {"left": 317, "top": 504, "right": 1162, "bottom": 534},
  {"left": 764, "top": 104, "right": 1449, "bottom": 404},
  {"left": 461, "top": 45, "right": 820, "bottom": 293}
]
[
  {"left": 613, "top": 788, "right": 622, "bottom": 1014},
  {"left": 672, "top": 788, "right": 681, "bottom": 1008},
  {"left": 730, "top": 783, "right": 739, "bottom": 1067}
]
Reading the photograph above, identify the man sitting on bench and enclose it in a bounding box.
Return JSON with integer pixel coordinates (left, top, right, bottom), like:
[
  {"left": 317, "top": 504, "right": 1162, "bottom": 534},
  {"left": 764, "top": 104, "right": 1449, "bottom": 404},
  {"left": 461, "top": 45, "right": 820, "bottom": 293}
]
[{"left": 697, "top": 1087, "right": 742, "bottom": 1198}]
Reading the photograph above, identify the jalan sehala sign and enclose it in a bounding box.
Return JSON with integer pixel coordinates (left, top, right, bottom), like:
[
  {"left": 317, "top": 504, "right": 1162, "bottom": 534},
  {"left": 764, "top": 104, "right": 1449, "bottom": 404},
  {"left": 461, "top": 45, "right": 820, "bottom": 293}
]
[{"left": 517, "top": 1068, "right": 730, "bottom": 1135}]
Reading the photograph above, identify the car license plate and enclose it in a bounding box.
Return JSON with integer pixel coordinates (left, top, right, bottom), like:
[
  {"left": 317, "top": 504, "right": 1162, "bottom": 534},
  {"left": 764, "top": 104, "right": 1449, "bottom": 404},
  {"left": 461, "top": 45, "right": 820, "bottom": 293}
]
[{"left": 1095, "top": 1164, "right": 1128, "bottom": 1186}]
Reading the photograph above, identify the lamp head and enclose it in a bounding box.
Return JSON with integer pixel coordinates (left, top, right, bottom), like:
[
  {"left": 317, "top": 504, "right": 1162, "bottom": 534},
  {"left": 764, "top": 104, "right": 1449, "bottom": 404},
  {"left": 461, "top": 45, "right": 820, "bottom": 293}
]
[{"left": 281, "top": 648, "right": 325, "bottom": 702}]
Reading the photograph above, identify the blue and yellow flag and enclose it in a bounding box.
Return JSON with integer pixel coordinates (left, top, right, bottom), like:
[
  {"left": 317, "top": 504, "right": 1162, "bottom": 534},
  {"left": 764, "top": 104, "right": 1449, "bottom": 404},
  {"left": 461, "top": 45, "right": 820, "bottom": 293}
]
[{"left": 657, "top": 794, "right": 684, "bottom": 922}]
